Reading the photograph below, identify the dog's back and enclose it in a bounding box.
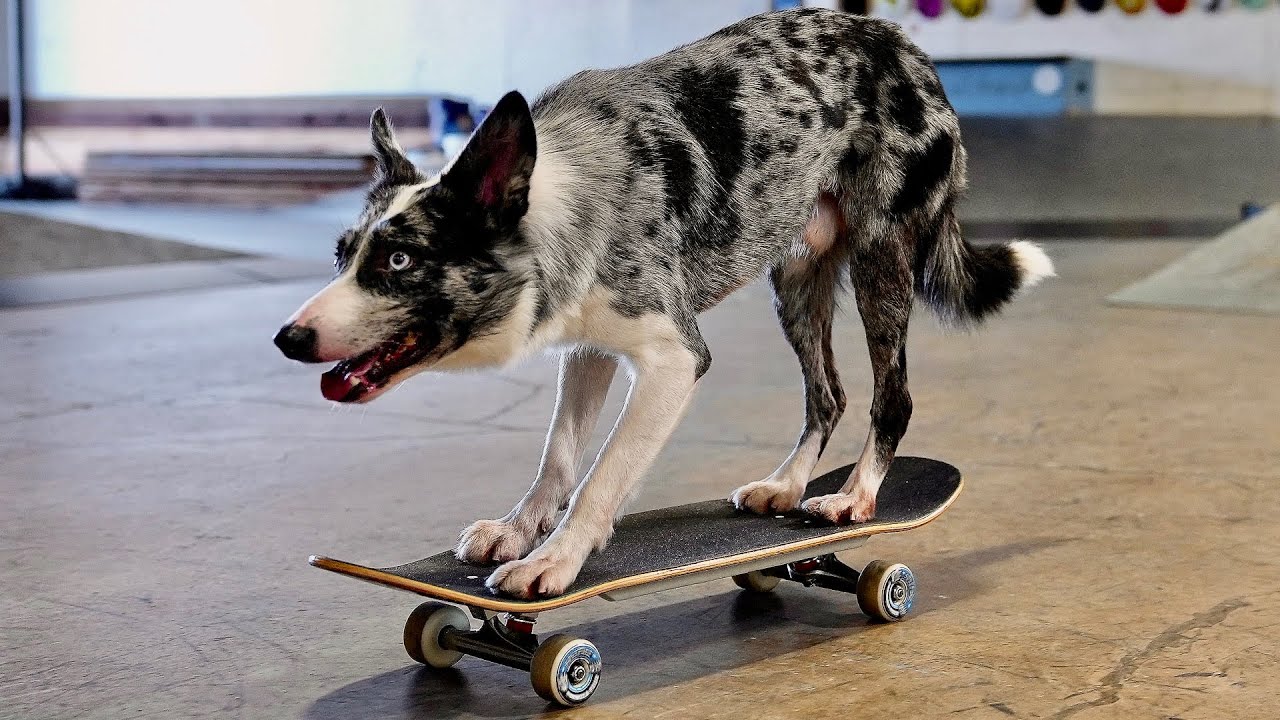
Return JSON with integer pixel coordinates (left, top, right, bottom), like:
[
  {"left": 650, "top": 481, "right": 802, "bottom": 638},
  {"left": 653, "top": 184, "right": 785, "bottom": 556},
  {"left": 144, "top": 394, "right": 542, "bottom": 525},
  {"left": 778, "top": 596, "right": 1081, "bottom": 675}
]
[{"left": 526, "top": 9, "right": 967, "bottom": 317}]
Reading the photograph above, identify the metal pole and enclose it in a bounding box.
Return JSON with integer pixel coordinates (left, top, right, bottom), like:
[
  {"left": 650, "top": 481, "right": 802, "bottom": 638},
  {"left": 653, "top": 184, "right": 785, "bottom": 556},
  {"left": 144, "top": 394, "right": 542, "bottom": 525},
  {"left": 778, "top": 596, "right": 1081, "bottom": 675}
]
[
  {"left": 1, "top": 0, "right": 75, "bottom": 199},
  {"left": 7, "top": 0, "right": 26, "bottom": 181}
]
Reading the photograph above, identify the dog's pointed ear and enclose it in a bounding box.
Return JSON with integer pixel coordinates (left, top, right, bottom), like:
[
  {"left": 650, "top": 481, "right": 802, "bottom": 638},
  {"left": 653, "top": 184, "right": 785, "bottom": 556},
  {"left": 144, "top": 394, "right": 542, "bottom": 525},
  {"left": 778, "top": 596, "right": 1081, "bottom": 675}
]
[
  {"left": 370, "top": 108, "right": 421, "bottom": 185},
  {"left": 442, "top": 91, "right": 537, "bottom": 227}
]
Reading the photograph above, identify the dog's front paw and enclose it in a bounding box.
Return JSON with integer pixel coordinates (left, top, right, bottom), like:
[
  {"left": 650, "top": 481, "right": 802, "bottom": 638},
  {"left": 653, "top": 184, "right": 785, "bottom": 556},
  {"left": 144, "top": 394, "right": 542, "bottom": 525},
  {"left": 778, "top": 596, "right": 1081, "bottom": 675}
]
[
  {"left": 801, "top": 490, "right": 876, "bottom": 525},
  {"left": 731, "top": 478, "right": 805, "bottom": 514},
  {"left": 456, "top": 518, "right": 537, "bottom": 565},
  {"left": 486, "top": 547, "right": 584, "bottom": 599}
]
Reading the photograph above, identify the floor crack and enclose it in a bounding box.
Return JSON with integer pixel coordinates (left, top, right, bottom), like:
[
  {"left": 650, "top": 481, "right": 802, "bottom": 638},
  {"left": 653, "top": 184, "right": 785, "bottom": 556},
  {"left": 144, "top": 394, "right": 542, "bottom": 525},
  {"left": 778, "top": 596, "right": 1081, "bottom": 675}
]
[{"left": 1050, "top": 597, "right": 1249, "bottom": 719}]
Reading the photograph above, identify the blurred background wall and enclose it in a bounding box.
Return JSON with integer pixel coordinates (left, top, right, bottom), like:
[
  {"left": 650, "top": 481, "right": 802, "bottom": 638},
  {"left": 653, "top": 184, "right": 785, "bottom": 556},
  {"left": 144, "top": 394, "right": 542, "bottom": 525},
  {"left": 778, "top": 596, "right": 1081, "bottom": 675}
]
[{"left": 14, "top": 0, "right": 1280, "bottom": 114}]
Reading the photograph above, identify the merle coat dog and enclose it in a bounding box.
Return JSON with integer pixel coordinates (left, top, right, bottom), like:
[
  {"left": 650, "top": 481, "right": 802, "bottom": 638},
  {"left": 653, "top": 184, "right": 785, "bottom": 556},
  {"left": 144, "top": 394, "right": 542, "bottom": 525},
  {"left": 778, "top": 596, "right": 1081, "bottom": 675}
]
[{"left": 273, "top": 8, "right": 1053, "bottom": 598}]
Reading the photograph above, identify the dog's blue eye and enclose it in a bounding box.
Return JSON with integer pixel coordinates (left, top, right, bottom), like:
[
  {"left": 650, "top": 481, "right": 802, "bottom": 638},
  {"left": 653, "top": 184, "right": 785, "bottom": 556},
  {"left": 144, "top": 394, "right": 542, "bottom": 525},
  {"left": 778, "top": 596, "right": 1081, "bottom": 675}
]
[{"left": 388, "top": 251, "right": 413, "bottom": 271}]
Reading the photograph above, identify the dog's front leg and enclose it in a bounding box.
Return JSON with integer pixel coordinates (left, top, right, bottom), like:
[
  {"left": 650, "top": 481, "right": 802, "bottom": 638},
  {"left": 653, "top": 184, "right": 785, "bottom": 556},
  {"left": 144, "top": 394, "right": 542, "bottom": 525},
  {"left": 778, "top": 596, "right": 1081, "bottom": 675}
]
[
  {"left": 487, "top": 340, "right": 703, "bottom": 599},
  {"left": 456, "top": 351, "right": 617, "bottom": 564}
]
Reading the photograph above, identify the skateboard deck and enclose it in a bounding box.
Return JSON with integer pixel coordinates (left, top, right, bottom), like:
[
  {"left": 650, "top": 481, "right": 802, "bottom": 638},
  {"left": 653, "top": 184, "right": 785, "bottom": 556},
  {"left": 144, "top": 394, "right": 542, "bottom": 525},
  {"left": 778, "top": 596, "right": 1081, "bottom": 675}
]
[{"left": 311, "top": 456, "right": 962, "bottom": 613}]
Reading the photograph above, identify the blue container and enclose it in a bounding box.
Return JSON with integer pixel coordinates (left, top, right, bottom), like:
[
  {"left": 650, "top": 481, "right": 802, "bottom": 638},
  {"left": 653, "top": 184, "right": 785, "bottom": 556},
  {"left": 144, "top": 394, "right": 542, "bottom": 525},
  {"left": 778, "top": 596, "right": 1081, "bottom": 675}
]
[{"left": 934, "top": 58, "right": 1095, "bottom": 117}]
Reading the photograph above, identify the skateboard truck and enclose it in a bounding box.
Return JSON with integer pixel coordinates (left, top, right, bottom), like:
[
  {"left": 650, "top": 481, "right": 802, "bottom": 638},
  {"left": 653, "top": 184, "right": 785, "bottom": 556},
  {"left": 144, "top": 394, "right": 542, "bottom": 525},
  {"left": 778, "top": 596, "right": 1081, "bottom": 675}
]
[
  {"left": 770, "top": 553, "right": 863, "bottom": 594},
  {"left": 735, "top": 554, "right": 917, "bottom": 623},
  {"left": 404, "top": 605, "right": 602, "bottom": 706}
]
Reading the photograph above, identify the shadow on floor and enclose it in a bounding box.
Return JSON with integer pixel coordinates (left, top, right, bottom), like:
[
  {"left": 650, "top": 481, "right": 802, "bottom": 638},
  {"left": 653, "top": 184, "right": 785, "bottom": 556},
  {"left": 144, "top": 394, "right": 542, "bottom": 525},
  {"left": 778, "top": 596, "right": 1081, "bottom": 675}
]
[{"left": 303, "top": 537, "right": 1070, "bottom": 719}]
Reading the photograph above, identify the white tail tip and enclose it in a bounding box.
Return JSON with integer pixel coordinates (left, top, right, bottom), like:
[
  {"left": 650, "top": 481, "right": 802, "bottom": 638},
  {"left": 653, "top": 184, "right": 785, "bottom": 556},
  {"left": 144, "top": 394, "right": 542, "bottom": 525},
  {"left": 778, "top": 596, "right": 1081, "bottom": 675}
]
[{"left": 1008, "top": 240, "right": 1056, "bottom": 289}]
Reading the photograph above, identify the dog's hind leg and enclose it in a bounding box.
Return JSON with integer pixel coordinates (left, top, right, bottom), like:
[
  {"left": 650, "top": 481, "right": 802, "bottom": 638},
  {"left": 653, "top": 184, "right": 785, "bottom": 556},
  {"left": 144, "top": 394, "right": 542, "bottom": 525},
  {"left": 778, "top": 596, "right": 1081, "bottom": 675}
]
[
  {"left": 803, "top": 227, "right": 914, "bottom": 524},
  {"left": 731, "top": 247, "right": 846, "bottom": 514},
  {"left": 456, "top": 351, "right": 617, "bottom": 564}
]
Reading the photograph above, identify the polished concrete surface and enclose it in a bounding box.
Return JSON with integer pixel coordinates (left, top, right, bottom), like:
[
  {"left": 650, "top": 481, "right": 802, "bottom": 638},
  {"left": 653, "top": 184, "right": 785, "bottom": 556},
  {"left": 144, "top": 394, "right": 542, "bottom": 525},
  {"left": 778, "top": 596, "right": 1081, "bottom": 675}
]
[{"left": 3, "top": 239, "right": 1278, "bottom": 719}]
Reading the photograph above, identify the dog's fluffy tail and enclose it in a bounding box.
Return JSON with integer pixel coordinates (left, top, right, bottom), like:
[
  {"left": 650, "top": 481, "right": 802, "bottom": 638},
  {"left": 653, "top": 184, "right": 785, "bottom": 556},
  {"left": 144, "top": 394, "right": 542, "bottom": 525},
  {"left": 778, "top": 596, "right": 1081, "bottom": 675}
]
[{"left": 917, "top": 211, "right": 1055, "bottom": 326}]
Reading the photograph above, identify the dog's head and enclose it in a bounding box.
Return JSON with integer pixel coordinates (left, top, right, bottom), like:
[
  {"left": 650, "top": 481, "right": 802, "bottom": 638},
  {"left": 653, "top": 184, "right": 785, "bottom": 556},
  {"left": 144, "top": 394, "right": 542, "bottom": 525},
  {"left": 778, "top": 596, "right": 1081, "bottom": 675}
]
[{"left": 274, "top": 91, "right": 538, "bottom": 403}]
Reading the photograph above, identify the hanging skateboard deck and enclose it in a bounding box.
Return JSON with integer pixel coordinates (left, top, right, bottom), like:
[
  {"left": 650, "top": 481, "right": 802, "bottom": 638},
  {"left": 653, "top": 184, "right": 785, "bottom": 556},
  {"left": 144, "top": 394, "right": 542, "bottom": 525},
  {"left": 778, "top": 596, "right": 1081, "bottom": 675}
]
[
  {"left": 1078, "top": 0, "right": 1106, "bottom": 12},
  {"left": 951, "top": 0, "right": 987, "bottom": 17},
  {"left": 1155, "top": 0, "right": 1189, "bottom": 11},
  {"left": 873, "top": 0, "right": 915, "bottom": 17},
  {"left": 917, "top": 0, "right": 947, "bottom": 17},
  {"left": 1035, "top": 0, "right": 1068, "bottom": 14},
  {"left": 1116, "top": 0, "right": 1147, "bottom": 13}
]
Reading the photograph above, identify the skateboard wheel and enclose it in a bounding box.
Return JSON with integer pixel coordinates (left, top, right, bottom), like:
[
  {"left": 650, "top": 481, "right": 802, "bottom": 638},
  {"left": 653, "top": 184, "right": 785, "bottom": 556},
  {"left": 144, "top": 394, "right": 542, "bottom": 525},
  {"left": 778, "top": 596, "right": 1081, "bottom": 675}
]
[
  {"left": 403, "top": 601, "right": 470, "bottom": 668},
  {"left": 530, "top": 634, "right": 601, "bottom": 706},
  {"left": 857, "top": 560, "right": 916, "bottom": 622},
  {"left": 732, "top": 570, "right": 781, "bottom": 593}
]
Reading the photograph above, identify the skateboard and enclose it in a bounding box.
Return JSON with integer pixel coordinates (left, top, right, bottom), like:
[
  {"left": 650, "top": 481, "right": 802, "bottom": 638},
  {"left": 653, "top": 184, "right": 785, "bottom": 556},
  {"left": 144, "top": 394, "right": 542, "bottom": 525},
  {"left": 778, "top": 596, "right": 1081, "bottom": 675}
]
[
  {"left": 1116, "top": 0, "right": 1147, "bottom": 13},
  {"left": 1077, "top": 0, "right": 1106, "bottom": 12},
  {"left": 1155, "top": 0, "right": 1188, "bottom": 11},
  {"left": 311, "top": 456, "right": 962, "bottom": 706},
  {"left": 1034, "top": 0, "right": 1067, "bottom": 14}
]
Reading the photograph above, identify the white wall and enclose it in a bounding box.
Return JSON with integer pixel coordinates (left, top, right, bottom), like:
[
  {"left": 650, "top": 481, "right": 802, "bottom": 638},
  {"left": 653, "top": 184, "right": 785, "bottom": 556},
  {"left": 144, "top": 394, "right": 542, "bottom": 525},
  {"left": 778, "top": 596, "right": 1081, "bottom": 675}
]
[
  {"left": 23, "top": 0, "right": 764, "bottom": 101},
  {"left": 26, "top": 0, "right": 509, "bottom": 99},
  {"left": 18, "top": 0, "right": 1280, "bottom": 114},
  {"left": 0, "top": 0, "right": 9, "bottom": 98}
]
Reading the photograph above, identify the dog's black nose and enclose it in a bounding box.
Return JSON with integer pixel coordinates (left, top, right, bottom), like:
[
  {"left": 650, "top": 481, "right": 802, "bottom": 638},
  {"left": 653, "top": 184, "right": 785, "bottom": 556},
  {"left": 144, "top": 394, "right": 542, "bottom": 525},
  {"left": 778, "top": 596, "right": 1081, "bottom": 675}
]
[{"left": 274, "top": 324, "right": 320, "bottom": 362}]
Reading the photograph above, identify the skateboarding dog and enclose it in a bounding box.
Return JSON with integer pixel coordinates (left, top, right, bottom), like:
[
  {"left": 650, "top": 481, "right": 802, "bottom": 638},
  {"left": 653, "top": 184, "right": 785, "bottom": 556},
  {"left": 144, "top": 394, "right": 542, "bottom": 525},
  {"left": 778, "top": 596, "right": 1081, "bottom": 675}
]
[{"left": 273, "top": 8, "right": 1052, "bottom": 599}]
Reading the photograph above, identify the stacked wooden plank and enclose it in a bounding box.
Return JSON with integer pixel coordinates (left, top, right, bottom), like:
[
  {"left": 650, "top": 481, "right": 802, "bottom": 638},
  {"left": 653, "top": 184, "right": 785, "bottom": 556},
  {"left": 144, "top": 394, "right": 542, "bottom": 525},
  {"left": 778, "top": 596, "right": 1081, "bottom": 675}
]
[{"left": 78, "top": 151, "right": 377, "bottom": 206}]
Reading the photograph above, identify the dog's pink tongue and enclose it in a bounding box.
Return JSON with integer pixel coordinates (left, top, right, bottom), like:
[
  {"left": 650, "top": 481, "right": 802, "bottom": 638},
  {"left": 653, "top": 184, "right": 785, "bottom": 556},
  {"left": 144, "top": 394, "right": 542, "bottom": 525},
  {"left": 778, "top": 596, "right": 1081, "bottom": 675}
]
[{"left": 321, "top": 368, "right": 364, "bottom": 402}]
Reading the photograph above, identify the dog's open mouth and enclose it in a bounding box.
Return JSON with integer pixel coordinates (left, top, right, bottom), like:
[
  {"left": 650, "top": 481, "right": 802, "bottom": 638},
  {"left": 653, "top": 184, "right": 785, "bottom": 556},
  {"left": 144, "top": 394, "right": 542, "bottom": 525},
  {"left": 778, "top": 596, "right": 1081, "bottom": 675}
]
[{"left": 320, "top": 332, "right": 428, "bottom": 403}]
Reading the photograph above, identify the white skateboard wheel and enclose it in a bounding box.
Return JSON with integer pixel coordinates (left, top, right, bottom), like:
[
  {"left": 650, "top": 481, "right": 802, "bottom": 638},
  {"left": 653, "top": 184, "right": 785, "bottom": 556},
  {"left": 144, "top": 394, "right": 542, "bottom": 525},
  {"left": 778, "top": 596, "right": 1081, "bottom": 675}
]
[
  {"left": 732, "top": 570, "right": 782, "bottom": 593},
  {"left": 857, "top": 560, "right": 917, "bottom": 622},
  {"left": 403, "top": 601, "right": 470, "bottom": 668},
  {"left": 531, "top": 634, "right": 602, "bottom": 706}
]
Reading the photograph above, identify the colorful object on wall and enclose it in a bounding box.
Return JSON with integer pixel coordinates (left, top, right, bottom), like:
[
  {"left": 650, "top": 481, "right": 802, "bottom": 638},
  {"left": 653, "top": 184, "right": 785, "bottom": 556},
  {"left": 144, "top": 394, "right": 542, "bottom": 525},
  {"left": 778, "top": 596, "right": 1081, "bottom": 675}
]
[
  {"left": 917, "top": 0, "right": 947, "bottom": 17},
  {"left": 1078, "top": 0, "right": 1106, "bottom": 11},
  {"left": 1197, "top": 0, "right": 1223, "bottom": 11},
  {"left": 988, "top": 0, "right": 1030, "bottom": 18},
  {"left": 1155, "top": 0, "right": 1188, "bottom": 11},
  {"left": 951, "top": 0, "right": 986, "bottom": 16},
  {"left": 874, "top": 0, "right": 914, "bottom": 17},
  {"left": 1236, "top": 0, "right": 1269, "bottom": 9},
  {"left": 1034, "top": 0, "right": 1067, "bottom": 13},
  {"left": 840, "top": 0, "right": 871, "bottom": 13},
  {"left": 1115, "top": 0, "right": 1147, "bottom": 12}
]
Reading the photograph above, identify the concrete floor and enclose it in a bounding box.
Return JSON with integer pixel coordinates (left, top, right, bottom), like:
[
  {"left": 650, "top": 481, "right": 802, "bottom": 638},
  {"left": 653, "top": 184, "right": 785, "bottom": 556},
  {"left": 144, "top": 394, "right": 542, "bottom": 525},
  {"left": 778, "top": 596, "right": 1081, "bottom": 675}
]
[{"left": 3, "top": 239, "right": 1278, "bottom": 719}]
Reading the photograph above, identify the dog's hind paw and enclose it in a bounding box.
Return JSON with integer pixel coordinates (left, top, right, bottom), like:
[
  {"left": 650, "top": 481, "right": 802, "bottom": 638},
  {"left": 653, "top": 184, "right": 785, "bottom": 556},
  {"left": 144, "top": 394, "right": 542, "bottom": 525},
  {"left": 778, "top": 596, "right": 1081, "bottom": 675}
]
[
  {"left": 801, "top": 491, "right": 876, "bottom": 525},
  {"left": 731, "top": 478, "right": 805, "bottom": 514},
  {"left": 486, "top": 549, "right": 583, "bottom": 599},
  {"left": 456, "top": 518, "right": 537, "bottom": 565}
]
